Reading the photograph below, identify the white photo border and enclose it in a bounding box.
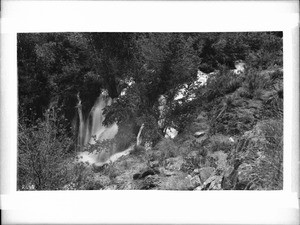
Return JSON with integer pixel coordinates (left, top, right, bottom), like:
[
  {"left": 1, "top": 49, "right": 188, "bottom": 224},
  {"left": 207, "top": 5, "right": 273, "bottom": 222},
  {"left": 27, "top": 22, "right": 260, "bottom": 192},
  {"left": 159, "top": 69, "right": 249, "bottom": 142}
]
[{"left": 1, "top": 1, "right": 299, "bottom": 224}]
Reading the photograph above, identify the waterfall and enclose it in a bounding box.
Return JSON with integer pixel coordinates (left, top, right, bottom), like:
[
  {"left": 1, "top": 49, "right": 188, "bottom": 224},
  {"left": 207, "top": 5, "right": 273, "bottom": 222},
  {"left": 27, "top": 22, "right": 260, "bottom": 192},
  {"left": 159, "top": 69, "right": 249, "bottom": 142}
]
[
  {"left": 76, "top": 93, "right": 86, "bottom": 148},
  {"left": 76, "top": 91, "right": 118, "bottom": 164},
  {"left": 86, "top": 93, "right": 118, "bottom": 145}
]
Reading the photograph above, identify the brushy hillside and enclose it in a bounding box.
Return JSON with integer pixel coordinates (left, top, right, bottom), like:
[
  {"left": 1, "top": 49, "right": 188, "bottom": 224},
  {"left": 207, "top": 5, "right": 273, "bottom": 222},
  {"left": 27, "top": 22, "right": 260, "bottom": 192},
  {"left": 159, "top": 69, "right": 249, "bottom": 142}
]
[
  {"left": 17, "top": 32, "right": 283, "bottom": 190},
  {"left": 60, "top": 66, "right": 283, "bottom": 191}
]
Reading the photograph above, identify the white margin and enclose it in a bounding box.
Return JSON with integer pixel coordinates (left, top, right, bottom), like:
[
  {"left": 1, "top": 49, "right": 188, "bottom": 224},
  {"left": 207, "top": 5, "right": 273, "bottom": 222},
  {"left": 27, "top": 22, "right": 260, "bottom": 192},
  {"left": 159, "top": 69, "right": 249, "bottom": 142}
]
[{"left": 1, "top": 1, "right": 299, "bottom": 224}]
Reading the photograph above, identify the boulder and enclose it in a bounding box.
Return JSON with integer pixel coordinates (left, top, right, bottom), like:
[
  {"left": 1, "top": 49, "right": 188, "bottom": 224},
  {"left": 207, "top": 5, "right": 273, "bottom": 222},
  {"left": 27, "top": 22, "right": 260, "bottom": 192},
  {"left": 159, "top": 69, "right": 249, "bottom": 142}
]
[
  {"left": 165, "top": 127, "right": 178, "bottom": 139},
  {"left": 149, "top": 160, "right": 159, "bottom": 168},
  {"left": 208, "top": 175, "right": 223, "bottom": 190},
  {"left": 195, "top": 175, "right": 223, "bottom": 190},
  {"left": 193, "top": 168, "right": 201, "bottom": 174},
  {"left": 138, "top": 174, "right": 160, "bottom": 190},
  {"left": 133, "top": 173, "right": 141, "bottom": 180},
  {"left": 159, "top": 172, "right": 193, "bottom": 190},
  {"left": 104, "top": 184, "right": 118, "bottom": 190},
  {"left": 92, "top": 162, "right": 106, "bottom": 173},
  {"left": 199, "top": 167, "right": 215, "bottom": 183},
  {"left": 164, "top": 156, "right": 185, "bottom": 171},
  {"left": 194, "top": 131, "right": 206, "bottom": 138},
  {"left": 209, "top": 151, "right": 228, "bottom": 170},
  {"left": 189, "top": 175, "right": 201, "bottom": 188},
  {"left": 133, "top": 168, "right": 159, "bottom": 180},
  {"left": 141, "top": 169, "right": 157, "bottom": 178}
]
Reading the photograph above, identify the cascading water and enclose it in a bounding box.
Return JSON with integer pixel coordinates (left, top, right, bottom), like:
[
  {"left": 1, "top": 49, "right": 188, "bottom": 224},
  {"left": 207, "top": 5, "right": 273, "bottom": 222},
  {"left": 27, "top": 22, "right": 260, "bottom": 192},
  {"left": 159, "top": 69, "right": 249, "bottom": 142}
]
[
  {"left": 86, "top": 93, "right": 118, "bottom": 145},
  {"left": 76, "top": 91, "right": 118, "bottom": 164}
]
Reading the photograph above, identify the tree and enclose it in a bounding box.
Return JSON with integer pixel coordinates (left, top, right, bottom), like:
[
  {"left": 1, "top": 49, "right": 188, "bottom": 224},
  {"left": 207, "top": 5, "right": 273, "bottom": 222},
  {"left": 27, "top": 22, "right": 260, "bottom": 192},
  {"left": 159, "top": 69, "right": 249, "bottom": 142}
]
[
  {"left": 18, "top": 106, "right": 72, "bottom": 190},
  {"left": 18, "top": 32, "right": 283, "bottom": 149},
  {"left": 102, "top": 33, "right": 200, "bottom": 142}
]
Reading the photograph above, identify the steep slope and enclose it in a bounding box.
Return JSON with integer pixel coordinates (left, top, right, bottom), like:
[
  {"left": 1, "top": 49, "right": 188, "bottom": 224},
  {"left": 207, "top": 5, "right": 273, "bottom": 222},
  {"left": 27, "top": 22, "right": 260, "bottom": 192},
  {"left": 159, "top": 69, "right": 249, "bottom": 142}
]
[{"left": 64, "top": 66, "right": 283, "bottom": 190}]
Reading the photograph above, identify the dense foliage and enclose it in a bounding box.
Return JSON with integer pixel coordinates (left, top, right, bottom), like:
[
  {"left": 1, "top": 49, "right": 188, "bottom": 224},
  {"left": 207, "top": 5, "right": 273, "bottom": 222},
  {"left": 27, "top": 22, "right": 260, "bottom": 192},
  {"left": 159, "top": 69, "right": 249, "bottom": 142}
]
[{"left": 18, "top": 32, "right": 283, "bottom": 190}]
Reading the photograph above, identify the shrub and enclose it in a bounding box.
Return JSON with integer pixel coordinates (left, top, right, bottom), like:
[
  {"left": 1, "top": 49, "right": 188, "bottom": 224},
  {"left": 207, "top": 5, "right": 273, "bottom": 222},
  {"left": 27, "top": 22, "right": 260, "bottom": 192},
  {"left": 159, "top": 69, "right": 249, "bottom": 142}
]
[
  {"left": 245, "top": 33, "right": 282, "bottom": 69},
  {"left": 114, "top": 122, "right": 136, "bottom": 152},
  {"left": 131, "top": 145, "right": 146, "bottom": 156},
  {"left": 209, "top": 96, "right": 260, "bottom": 136},
  {"left": 62, "top": 161, "right": 105, "bottom": 190},
  {"left": 234, "top": 119, "right": 283, "bottom": 190},
  {"left": 261, "top": 91, "right": 283, "bottom": 119},
  {"left": 155, "top": 138, "right": 180, "bottom": 160},
  {"left": 243, "top": 69, "right": 261, "bottom": 95},
  {"left": 181, "top": 151, "right": 203, "bottom": 173},
  {"left": 209, "top": 134, "right": 235, "bottom": 153},
  {"left": 18, "top": 107, "right": 73, "bottom": 190},
  {"left": 236, "top": 87, "right": 252, "bottom": 99},
  {"left": 104, "top": 165, "right": 120, "bottom": 180},
  {"left": 203, "top": 69, "right": 243, "bottom": 103},
  {"left": 242, "top": 68, "right": 273, "bottom": 98},
  {"left": 270, "top": 69, "right": 283, "bottom": 81},
  {"left": 85, "top": 138, "right": 115, "bottom": 159}
]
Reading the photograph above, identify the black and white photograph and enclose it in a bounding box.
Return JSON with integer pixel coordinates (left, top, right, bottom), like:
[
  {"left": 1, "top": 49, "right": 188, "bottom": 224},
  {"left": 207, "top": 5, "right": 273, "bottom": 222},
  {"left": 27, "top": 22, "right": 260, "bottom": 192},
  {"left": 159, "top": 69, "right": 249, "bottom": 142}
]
[
  {"left": 1, "top": 1, "right": 299, "bottom": 224},
  {"left": 17, "top": 32, "right": 284, "bottom": 191}
]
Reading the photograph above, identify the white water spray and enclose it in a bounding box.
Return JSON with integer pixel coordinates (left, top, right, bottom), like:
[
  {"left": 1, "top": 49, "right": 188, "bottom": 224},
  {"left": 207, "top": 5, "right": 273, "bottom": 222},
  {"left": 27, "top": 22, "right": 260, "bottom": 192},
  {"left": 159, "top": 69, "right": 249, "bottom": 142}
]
[{"left": 76, "top": 91, "right": 118, "bottom": 164}]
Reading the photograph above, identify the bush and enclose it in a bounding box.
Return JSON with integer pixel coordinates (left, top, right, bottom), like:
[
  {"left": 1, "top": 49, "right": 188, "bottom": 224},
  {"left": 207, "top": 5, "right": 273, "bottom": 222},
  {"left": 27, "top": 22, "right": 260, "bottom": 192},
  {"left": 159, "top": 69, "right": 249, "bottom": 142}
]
[
  {"left": 203, "top": 69, "right": 243, "bottom": 103},
  {"left": 62, "top": 161, "right": 105, "bottom": 190},
  {"left": 270, "top": 69, "right": 283, "bottom": 81},
  {"left": 209, "top": 134, "right": 234, "bottom": 153},
  {"left": 155, "top": 138, "right": 180, "bottom": 160},
  {"left": 246, "top": 33, "right": 282, "bottom": 69},
  {"left": 209, "top": 96, "right": 260, "bottom": 136},
  {"left": 18, "top": 107, "right": 73, "bottom": 190},
  {"left": 243, "top": 69, "right": 262, "bottom": 95},
  {"left": 131, "top": 145, "right": 146, "bottom": 156},
  {"left": 84, "top": 138, "right": 115, "bottom": 162},
  {"left": 234, "top": 87, "right": 250, "bottom": 99},
  {"left": 261, "top": 91, "right": 283, "bottom": 119},
  {"left": 235, "top": 119, "right": 283, "bottom": 190},
  {"left": 114, "top": 122, "right": 136, "bottom": 152},
  {"left": 242, "top": 68, "right": 275, "bottom": 97}
]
